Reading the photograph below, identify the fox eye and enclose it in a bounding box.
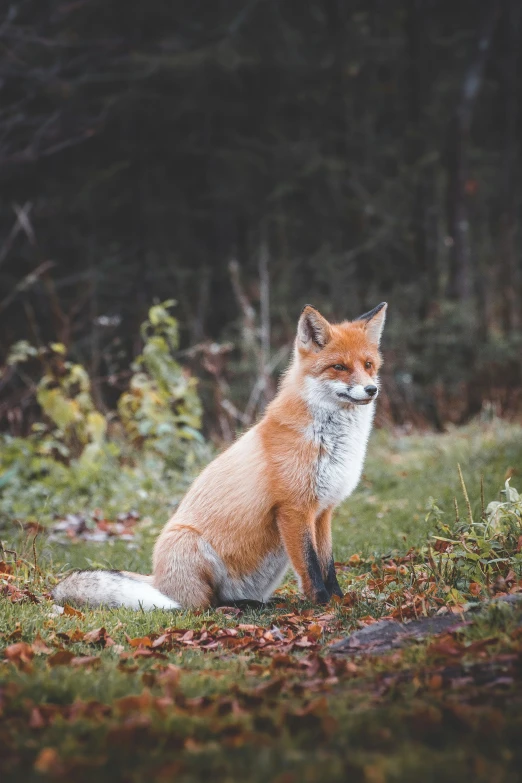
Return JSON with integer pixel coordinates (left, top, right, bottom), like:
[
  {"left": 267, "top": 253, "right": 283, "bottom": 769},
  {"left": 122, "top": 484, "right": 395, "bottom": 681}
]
[
  {"left": 365, "top": 361, "right": 373, "bottom": 370},
  {"left": 333, "top": 364, "right": 347, "bottom": 371}
]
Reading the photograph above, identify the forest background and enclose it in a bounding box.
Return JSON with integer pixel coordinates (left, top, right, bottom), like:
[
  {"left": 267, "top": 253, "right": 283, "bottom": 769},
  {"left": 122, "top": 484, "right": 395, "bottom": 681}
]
[
  {"left": 2, "top": 6, "right": 522, "bottom": 782},
  {"left": 1, "top": 0, "right": 521, "bottom": 440}
]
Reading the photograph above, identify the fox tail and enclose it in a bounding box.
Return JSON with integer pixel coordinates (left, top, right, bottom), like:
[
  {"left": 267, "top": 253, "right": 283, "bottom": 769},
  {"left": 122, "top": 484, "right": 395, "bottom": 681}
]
[{"left": 52, "top": 570, "right": 180, "bottom": 610}]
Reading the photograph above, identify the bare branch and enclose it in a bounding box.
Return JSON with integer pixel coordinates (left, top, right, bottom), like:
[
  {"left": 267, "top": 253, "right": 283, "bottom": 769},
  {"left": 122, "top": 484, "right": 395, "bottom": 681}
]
[
  {"left": 0, "top": 260, "right": 56, "bottom": 314},
  {"left": 0, "top": 202, "right": 33, "bottom": 268}
]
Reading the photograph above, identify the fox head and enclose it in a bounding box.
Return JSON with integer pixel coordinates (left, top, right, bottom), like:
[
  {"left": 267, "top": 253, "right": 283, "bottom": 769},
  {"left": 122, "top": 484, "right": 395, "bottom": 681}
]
[{"left": 295, "top": 303, "right": 387, "bottom": 408}]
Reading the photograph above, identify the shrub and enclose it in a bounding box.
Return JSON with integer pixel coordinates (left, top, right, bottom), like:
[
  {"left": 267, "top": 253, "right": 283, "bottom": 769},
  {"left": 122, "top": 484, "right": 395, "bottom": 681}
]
[{"left": 0, "top": 302, "right": 208, "bottom": 525}]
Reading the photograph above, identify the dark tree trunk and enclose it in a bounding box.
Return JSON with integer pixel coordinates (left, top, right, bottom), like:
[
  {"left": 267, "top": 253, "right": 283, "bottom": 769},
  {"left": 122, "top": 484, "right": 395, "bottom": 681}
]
[
  {"left": 405, "top": 0, "right": 436, "bottom": 314},
  {"left": 445, "top": 1, "right": 500, "bottom": 302},
  {"left": 499, "top": 0, "right": 522, "bottom": 333}
]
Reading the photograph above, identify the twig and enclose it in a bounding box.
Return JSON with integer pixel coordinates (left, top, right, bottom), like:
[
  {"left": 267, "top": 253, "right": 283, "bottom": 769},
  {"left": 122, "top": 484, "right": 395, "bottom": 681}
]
[
  {"left": 457, "top": 463, "right": 473, "bottom": 524},
  {"left": 220, "top": 398, "right": 249, "bottom": 426},
  {"left": 0, "top": 259, "right": 56, "bottom": 314},
  {"left": 228, "top": 259, "right": 257, "bottom": 346},
  {"left": 0, "top": 541, "right": 18, "bottom": 560},
  {"left": 0, "top": 202, "right": 33, "bottom": 268},
  {"left": 259, "top": 239, "right": 270, "bottom": 376},
  {"left": 453, "top": 496, "right": 460, "bottom": 525},
  {"left": 32, "top": 530, "right": 40, "bottom": 577},
  {"left": 193, "top": 266, "right": 210, "bottom": 342},
  {"left": 243, "top": 343, "right": 290, "bottom": 424}
]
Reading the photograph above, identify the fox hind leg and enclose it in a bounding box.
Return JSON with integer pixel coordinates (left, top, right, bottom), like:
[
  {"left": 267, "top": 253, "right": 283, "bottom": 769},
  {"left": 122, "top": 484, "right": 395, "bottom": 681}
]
[{"left": 153, "top": 527, "right": 218, "bottom": 610}]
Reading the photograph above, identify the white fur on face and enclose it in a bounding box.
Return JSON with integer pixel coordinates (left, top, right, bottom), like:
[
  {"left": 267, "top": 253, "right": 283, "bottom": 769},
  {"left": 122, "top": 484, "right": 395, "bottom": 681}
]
[
  {"left": 348, "top": 383, "right": 378, "bottom": 401},
  {"left": 303, "top": 376, "right": 344, "bottom": 409},
  {"left": 303, "top": 376, "right": 378, "bottom": 408}
]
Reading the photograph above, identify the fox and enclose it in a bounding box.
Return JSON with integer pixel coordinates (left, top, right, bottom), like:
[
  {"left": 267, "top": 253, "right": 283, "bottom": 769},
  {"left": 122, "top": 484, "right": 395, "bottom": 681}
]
[{"left": 53, "top": 302, "right": 387, "bottom": 611}]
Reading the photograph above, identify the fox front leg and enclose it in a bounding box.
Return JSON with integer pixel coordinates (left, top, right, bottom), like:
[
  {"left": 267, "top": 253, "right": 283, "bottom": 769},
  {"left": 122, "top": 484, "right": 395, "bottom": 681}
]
[
  {"left": 315, "top": 509, "right": 343, "bottom": 599},
  {"left": 302, "top": 533, "right": 331, "bottom": 604},
  {"left": 323, "top": 558, "right": 343, "bottom": 599},
  {"left": 277, "top": 506, "right": 330, "bottom": 604}
]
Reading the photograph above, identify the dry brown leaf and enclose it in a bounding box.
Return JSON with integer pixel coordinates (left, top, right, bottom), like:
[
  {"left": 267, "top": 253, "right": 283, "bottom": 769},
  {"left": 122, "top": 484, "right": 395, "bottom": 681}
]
[
  {"left": 127, "top": 635, "right": 153, "bottom": 648},
  {"left": 83, "top": 627, "right": 114, "bottom": 647},
  {"left": 4, "top": 642, "right": 34, "bottom": 669},
  {"left": 63, "top": 604, "right": 85, "bottom": 619},
  {"left": 70, "top": 655, "right": 102, "bottom": 668},
  {"left": 306, "top": 623, "right": 323, "bottom": 641},
  {"left": 34, "top": 748, "right": 63, "bottom": 775},
  {"left": 48, "top": 649, "right": 76, "bottom": 667}
]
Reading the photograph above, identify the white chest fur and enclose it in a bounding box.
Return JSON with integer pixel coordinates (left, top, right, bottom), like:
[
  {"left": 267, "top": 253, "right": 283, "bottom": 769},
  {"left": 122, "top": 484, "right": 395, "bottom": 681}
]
[{"left": 307, "top": 403, "right": 374, "bottom": 511}]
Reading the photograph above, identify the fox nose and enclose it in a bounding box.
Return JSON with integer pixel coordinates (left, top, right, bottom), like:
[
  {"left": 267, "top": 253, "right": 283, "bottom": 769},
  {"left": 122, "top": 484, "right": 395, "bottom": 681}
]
[{"left": 364, "top": 385, "right": 378, "bottom": 397}]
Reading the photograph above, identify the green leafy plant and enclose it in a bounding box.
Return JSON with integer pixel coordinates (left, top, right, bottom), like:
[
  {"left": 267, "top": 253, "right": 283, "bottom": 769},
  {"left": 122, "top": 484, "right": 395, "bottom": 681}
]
[
  {"left": 6, "top": 340, "right": 106, "bottom": 461},
  {"left": 430, "top": 475, "right": 522, "bottom": 594},
  {"left": 118, "top": 300, "right": 203, "bottom": 463},
  {"left": 0, "top": 302, "right": 206, "bottom": 524}
]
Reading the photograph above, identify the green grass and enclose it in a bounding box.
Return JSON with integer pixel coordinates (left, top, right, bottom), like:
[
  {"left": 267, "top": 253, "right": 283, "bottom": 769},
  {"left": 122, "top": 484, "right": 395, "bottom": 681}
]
[
  {"left": 335, "top": 419, "right": 522, "bottom": 556},
  {"left": 1, "top": 420, "right": 522, "bottom": 783}
]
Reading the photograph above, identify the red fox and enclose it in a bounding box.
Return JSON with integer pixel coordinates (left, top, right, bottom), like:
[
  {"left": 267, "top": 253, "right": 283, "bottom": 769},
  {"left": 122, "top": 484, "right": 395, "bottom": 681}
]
[{"left": 53, "top": 303, "right": 387, "bottom": 610}]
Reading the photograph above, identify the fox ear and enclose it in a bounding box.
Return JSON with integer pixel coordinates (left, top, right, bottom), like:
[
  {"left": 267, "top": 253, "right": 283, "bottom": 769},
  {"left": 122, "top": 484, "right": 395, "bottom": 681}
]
[
  {"left": 355, "top": 302, "right": 387, "bottom": 345},
  {"left": 297, "top": 305, "right": 331, "bottom": 350}
]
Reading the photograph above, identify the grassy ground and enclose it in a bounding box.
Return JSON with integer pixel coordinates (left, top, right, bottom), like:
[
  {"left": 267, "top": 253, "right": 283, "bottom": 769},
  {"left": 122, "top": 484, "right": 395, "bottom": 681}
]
[{"left": 1, "top": 419, "right": 522, "bottom": 783}]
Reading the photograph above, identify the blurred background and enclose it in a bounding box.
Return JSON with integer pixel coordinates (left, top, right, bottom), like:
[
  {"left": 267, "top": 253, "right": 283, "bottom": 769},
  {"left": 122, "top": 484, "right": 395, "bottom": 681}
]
[{"left": 1, "top": 0, "right": 521, "bottom": 443}]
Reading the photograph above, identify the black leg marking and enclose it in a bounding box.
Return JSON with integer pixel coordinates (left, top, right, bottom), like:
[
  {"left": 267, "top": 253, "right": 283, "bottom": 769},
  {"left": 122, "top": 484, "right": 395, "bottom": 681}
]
[
  {"left": 304, "top": 536, "right": 329, "bottom": 604},
  {"left": 324, "top": 558, "right": 343, "bottom": 599}
]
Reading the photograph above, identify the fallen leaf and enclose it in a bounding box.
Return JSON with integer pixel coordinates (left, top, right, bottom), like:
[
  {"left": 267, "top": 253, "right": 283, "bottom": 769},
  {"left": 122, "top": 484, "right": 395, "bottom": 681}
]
[
  {"left": 70, "top": 655, "right": 102, "bottom": 668},
  {"left": 34, "top": 748, "right": 63, "bottom": 775},
  {"left": 4, "top": 642, "right": 34, "bottom": 669},
  {"left": 32, "top": 633, "right": 52, "bottom": 655},
  {"left": 306, "top": 623, "right": 323, "bottom": 641},
  {"left": 465, "top": 637, "right": 498, "bottom": 654},
  {"left": 48, "top": 649, "right": 76, "bottom": 667},
  {"left": 215, "top": 606, "right": 242, "bottom": 617},
  {"left": 294, "top": 636, "right": 314, "bottom": 648},
  {"left": 115, "top": 691, "right": 152, "bottom": 715},
  {"left": 152, "top": 633, "right": 172, "bottom": 649},
  {"left": 83, "top": 627, "right": 114, "bottom": 647},
  {"left": 427, "top": 636, "right": 464, "bottom": 658},
  {"left": 63, "top": 604, "right": 85, "bottom": 619},
  {"left": 157, "top": 664, "right": 181, "bottom": 695},
  {"left": 127, "top": 635, "right": 153, "bottom": 648}
]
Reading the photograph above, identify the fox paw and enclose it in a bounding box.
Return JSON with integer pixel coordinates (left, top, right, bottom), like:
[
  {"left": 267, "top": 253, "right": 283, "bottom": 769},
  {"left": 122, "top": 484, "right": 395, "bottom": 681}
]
[{"left": 313, "top": 588, "right": 331, "bottom": 605}]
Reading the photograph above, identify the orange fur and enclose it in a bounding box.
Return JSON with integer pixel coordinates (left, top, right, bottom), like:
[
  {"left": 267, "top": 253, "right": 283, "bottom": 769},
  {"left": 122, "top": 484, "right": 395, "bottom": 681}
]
[
  {"left": 54, "top": 304, "right": 387, "bottom": 610},
  {"left": 315, "top": 507, "right": 333, "bottom": 576},
  {"left": 151, "top": 304, "right": 387, "bottom": 607}
]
